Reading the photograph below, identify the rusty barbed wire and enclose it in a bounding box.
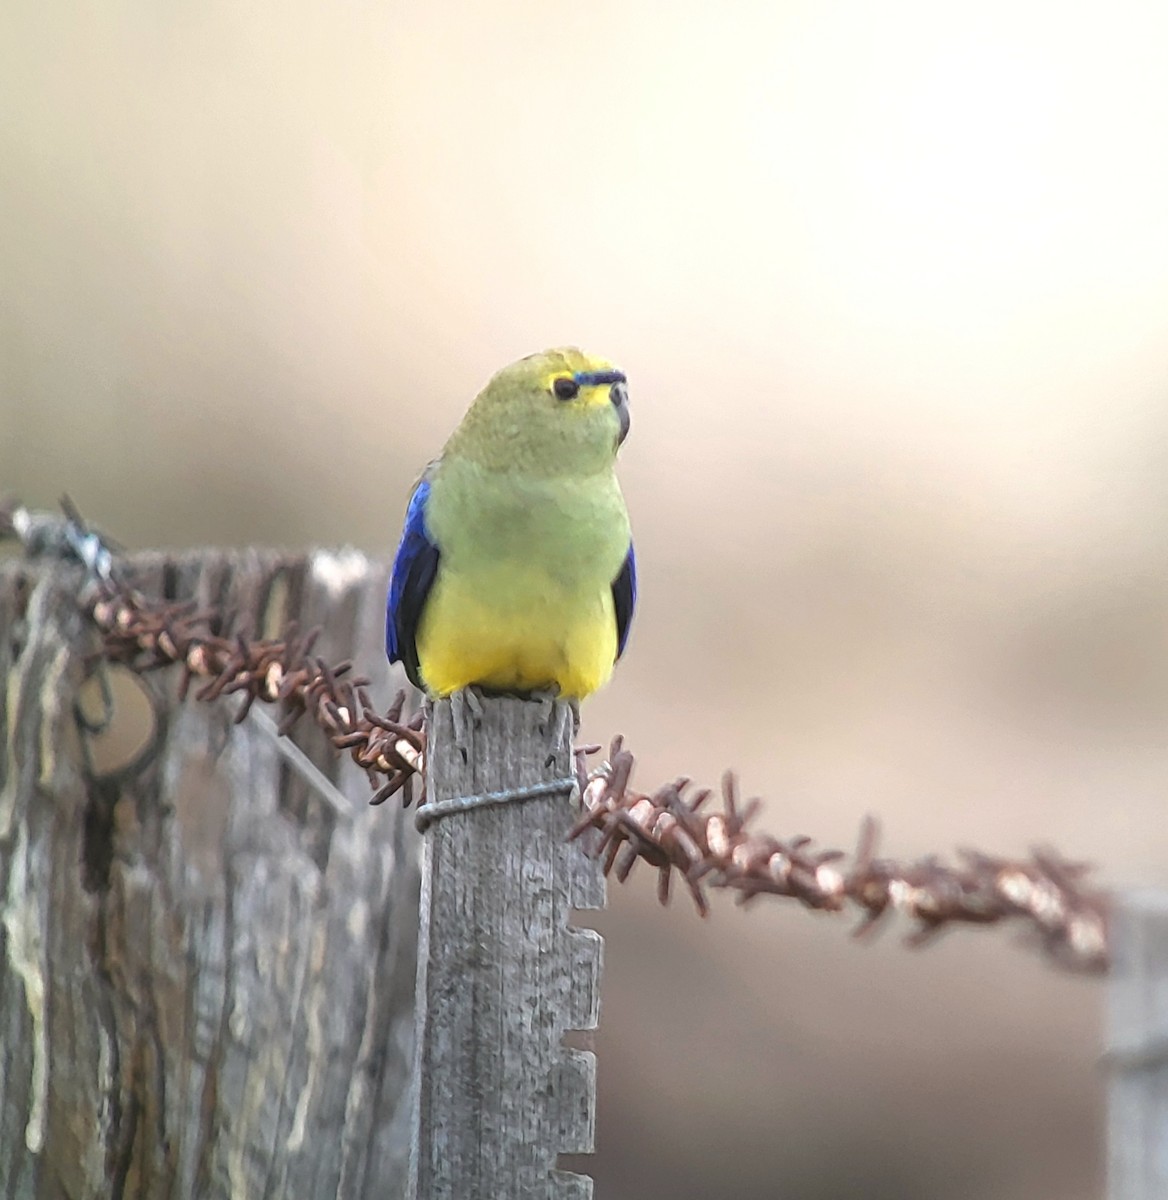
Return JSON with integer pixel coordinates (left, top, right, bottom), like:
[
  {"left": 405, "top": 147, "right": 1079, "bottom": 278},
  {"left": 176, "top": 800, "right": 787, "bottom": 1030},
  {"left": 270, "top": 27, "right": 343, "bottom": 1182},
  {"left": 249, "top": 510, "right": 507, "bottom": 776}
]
[
  {"left": 570, "top": 737, "right": 1111, "bottom": 974},
  {"left": 3, "top": 499, "right": 1114, "bottom": 970},
  {"left": 2, "top": 498, "right": 428, "bottom": 802},
  {"left": 88, "top": 583, "right": 426, "bottom": 804}
]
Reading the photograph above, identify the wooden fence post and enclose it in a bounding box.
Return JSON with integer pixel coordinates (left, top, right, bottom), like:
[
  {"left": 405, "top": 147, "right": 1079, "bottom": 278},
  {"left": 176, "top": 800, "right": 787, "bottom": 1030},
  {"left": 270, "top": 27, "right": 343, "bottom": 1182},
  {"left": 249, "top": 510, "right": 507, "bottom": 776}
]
[
  {"left": 1108, "top": 889, "right": 1168, "bottom": 1200},
  {"left": 409, "top": 695, "right": 606, "bottom": 1199},
  {"left": 0, "top": 552, "right": 419, "bottom": 1199}
]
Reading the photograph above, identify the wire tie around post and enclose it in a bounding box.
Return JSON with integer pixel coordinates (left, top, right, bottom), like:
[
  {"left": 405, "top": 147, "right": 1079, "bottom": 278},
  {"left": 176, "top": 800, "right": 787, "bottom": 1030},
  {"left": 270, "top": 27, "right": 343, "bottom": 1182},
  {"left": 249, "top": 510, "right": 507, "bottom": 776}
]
[{"left": 415, "top": 775, "right": 578, "bottom": 833}]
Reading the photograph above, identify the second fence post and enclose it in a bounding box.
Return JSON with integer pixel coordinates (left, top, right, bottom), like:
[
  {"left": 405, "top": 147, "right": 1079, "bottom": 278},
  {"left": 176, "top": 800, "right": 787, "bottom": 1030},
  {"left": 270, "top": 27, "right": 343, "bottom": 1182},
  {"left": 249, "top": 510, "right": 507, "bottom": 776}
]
[
  {"left": 408, "top": 695, "right": 605, "bottom": 1199},
  {"left": 1109, "top": 889, "right": 1168, "bottom": 1200}
]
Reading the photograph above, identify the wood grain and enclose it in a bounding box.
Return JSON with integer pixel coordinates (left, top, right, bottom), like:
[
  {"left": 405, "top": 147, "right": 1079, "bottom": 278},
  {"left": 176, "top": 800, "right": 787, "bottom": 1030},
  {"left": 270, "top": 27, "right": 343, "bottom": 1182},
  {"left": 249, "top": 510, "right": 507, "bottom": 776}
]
[
  {"left": 0, "top": 551, "right": 418, "bottom": 1200},
  {"left": 410, "top": 695, "right": 605, "bottom": 1200}
]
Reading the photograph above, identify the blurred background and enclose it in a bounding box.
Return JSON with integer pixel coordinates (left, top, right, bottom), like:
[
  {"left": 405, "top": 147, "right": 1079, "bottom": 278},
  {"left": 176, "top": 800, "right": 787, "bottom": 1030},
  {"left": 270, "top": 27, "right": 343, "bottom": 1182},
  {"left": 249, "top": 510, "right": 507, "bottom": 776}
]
[{"left": 5, "top": 0, "right": 1168, "bottom": 1195}]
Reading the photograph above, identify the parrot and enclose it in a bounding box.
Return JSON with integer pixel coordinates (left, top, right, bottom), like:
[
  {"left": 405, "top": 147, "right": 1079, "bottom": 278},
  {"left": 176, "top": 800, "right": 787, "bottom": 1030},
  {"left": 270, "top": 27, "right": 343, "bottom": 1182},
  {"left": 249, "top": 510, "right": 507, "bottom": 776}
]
[{"left": 385, "top": 347, "right": 635, "bottom": 748}]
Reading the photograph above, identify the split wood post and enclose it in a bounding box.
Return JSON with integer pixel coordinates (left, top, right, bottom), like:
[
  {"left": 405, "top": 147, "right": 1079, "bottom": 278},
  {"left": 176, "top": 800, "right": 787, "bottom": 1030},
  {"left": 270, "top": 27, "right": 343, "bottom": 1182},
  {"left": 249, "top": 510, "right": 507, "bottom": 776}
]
[
  {"left": 1108, "top": 889, "right": 1168, "bottom": 1200},
  {"left": 0, "top": 551, "right": 419, "bottom": 1199},
  {"left": 409, "top": 695, "right": 606, "bottom": 1200}
]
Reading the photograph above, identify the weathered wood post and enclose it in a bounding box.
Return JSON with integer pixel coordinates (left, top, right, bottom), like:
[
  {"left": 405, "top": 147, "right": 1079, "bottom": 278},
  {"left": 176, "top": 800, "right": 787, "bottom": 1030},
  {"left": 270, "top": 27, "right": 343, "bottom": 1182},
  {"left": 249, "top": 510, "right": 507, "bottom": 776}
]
[
  {"left": 409, "top": 696, "right": 605, "bottom": 1199},
  {"left": 0, "top": 551, "right": 419, "bottom": 1199},
  {"left": 1109, "top": 890, "right": 1168, "bottom": 1200}
]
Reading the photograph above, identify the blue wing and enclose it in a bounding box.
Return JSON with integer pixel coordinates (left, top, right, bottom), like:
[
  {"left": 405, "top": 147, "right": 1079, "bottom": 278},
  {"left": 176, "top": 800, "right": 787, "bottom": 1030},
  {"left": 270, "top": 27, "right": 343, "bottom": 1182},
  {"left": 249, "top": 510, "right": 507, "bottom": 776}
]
[
  {"left": 612, "top": 543, "right": 636, "bottom": 659},
  {"left": 386, "top": 476, "right": 440, "bottom": 689}
]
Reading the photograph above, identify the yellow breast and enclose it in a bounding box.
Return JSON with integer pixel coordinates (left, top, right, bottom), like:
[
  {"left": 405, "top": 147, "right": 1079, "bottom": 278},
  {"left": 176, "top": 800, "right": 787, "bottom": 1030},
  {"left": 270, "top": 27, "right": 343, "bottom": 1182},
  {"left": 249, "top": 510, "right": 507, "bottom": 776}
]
[{"left": 416, "top": 567, "right": 617, "bottom": 699}]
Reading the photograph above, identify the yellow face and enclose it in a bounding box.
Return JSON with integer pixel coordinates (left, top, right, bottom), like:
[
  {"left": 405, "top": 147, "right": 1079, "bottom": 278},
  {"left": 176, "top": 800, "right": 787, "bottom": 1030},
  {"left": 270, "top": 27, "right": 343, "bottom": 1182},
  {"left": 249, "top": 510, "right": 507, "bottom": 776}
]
[
  {"left": 522, "top": 346, "right": 631, "bottom": 447},
  {"left": 537, "top": 348, "right": 616, "bottom": 403}
]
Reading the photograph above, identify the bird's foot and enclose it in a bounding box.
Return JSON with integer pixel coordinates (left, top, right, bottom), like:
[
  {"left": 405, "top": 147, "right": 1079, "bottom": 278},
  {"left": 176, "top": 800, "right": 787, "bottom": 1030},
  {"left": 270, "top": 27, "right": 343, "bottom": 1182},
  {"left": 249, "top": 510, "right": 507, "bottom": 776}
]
[
  {"left": 528, "top": 688, "right": 579, "bottom": 761},
  {"left": 449, "top": 686, "right": 485, "bottom": 763}
]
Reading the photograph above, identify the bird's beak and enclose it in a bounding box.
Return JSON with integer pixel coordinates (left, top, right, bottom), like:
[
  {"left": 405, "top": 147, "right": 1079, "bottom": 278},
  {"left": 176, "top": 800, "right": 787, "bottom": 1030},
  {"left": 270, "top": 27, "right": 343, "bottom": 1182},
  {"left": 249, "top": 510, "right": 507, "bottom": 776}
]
[{"left": 611, "top": 383, "right": 630, "bottom": 445}]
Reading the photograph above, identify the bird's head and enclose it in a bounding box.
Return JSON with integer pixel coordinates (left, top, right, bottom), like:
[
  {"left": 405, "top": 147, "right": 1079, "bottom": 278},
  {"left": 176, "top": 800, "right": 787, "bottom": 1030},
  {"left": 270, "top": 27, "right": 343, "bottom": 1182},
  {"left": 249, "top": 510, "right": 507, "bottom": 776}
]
[{"left": 448, "top": 347, "right": 630, "bottom": 476}]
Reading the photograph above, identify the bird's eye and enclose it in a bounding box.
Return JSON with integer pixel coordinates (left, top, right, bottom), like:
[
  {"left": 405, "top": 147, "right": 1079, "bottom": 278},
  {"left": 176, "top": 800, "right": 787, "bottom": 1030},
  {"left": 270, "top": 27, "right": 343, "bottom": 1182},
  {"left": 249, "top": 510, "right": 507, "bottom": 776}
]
[{"left": 552, "top": 376, "right": 579, "bottom": 401}]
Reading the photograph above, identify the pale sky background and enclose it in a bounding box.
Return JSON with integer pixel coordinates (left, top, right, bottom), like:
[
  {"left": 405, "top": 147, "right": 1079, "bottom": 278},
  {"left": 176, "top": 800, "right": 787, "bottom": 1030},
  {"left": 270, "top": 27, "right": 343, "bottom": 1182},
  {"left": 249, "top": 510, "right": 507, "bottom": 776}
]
[{"left": 4, "top": 0, "right": 1168, "bottom": 1196}]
